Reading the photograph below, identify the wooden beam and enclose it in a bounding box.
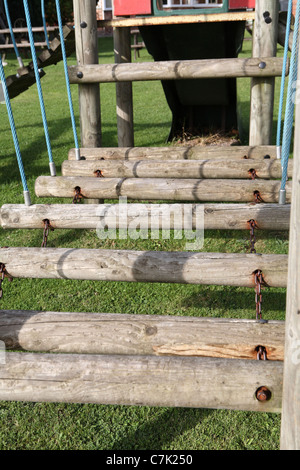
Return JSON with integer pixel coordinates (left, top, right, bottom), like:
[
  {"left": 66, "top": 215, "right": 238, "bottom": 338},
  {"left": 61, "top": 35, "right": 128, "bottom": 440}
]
[
  {"left": 61, "top": 158, "right": 293, "bottom": 180},
  {"left": 73, "top": 0, "right": 101, "bottom": 148},
  {"left": 68, "top": 145, "right": 278, "bottom": 161},
  {"left": 280, "top": 48, "right": 300, "bottom": 451},
  {"left": 250, "top": 0, "right": 279, "bottom": 145},
  {"left": 0, "top": 352, "right": 282, "bottom": 412},
  {"left": 68, "top": 57, "right": 287, "bottom": 84},
  {"left": 97, "top": 11, "right": 256, "bottom": 28},
  {"left": 0, "top": 247, "right": 288, "bottom": 288},
  {"left": 0, "top": 203, "right": 291, "bottom": 231},
  {"left": 0, "top": 310, "right": 285, "bottom": 361},
  {"left": 35, "top": 176, "right": 293, "bottom": 203},
  {"left": 114, "top": 27, "right": 134, "bottom": 147}
]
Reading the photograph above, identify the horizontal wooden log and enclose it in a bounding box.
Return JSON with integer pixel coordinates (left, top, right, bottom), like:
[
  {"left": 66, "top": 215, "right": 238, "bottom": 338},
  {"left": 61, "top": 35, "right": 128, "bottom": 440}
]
[
  {"left": 0, "top": 352, "right": 282, "bottom": 412},
  {"left": 0, "top": 310, "right": 285, "bottom": 361},
  {"left": 35, "top": 176, "right": 292, "bottom": 203},
  {"left": 68, "top": 57, "right": 288, "bottom": 84},
  {"left": 0, "top": 203, "right": 291, "bottom": 231},
  {"left": 0, "top": 248, "right": 288, "bottom": 287},
  {"left": 0, "top": 27, "right": 58, "bottom": 34},
  {"left": 68, "top": 145, "right": 278, "bottom": 161},
  {"left": 62, "top": 158, "right": 293, "bottom": 180},
  {"left": 0, "top": 42, "right": 48, "bottom": 49}
]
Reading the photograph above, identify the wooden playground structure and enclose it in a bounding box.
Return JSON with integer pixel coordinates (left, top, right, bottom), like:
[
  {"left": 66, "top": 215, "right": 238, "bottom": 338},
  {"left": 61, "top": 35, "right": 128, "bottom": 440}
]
[{"left": 0, "top": 0, "right": 299, "bottom": 450}]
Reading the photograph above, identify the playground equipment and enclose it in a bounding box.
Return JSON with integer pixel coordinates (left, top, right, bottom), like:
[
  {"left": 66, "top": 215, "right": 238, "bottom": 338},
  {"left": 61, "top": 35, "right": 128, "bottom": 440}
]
[
  {"left": 0, "top": 0, "right": 75, "bottom": 101},
  {"left": 0, "top": 0, "right": 299, "bottom": 450}
]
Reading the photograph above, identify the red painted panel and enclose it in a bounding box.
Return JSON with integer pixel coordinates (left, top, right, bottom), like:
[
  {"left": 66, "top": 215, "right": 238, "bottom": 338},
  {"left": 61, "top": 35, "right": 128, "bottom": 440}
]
[
  {"left": 229, "top": 0, "right": 255, "bottom": 9},
  {"left": 114, "top": 0, "right": 152, "bottom": 16}
]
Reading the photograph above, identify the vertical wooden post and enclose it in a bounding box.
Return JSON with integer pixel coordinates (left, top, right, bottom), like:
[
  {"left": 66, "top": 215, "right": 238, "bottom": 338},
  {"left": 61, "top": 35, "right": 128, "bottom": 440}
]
[
  {"left": 73, "top": 0, "right": 101, "bottom": 148},
  {"left": 280, "top": 57, "right": 300, "bottom": 451},
  {"left": 249, "top": 0, "right": 279, "bottom": 145},
  {"left": 74, "top": 0, "right": 102, "bottom": 204},
  {"left": 114, "top": 27, "right": 134, "bottom": 147}
]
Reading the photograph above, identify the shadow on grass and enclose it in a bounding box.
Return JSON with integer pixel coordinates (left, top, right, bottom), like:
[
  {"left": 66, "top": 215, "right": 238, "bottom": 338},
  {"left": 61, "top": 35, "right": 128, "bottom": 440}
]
[{"left": 108, "top": 407, "right": 212, "bottom": 451}]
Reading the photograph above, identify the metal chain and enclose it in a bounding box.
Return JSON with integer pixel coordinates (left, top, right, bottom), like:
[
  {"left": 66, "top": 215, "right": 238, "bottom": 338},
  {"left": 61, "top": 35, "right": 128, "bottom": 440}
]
[
  {"left": 41, "top": 219, "right": 54, "bottom": 248},
  {"left": 249, "top": 168, "right": 257, "bottom": 180},
  {"left": 254, "top": 190, "right": 264, "bottom": 203},
  {"left": 72, "top": 186, "right": 83, "bottom": 204},
  {"left": 95, "top": 170, "right": 104, "bottom": 178},
  {"left": 254, "top": 270, "right": 264, "bottom": 321},
  {"left": 257, "top": 345, "right": 267, "bottom": 361},
  {"left": 0, "top": 263, "right": 13, "bottom": 299},
  {"left": 249, "top": 219, "right": 257, "bottom": 254}
]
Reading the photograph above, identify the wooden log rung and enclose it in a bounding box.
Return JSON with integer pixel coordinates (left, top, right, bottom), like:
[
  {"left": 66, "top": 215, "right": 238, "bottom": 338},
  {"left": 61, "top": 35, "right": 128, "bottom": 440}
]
[
  {"left": 0, "top": 203, "right": 291, "bottom": 231},
  {"left": 0, "top": 351, "right": 283, "bottom": 412},
  {"left": 0, "top": 310, "right": 285, "bottom": 361},
  {"left": 68, "top": 57, "right": 288, "bottom": 84},
  {"left": 61, "top": 158, "right": 293, "bottom": 180},
  {"left": 35, "top": 176, "right": 292, "bottom": 203},
  {"left": 0, "top": 247, "right": 288, "bottom": 287},
  {"left": 68, "top": 145, "right": 278, "bottom": 161}
]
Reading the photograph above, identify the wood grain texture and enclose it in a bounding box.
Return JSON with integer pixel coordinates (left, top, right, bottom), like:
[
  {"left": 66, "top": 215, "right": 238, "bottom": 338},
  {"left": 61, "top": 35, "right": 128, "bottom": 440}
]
[
  {"left": 61, "top": 158, "right": 293, "bottom": 179},
  {"left": 0, "top": 352, "right": 282, "bottom": 412},
  {"left": 68, "top": 146, "right": 278, "bottom": 161},
  {"left": 0, "top": 203, "right": 291, "bottom": 231},
  {"left": 35, "top": 176, "right": 292, "bottom": 203},
  {"left": 280, "top": 50, "right": 300, "bottom": 450},
  {"left": 250, "top": 0, "right": 279, "bottom": 145},
  {"left": 0, "top": 310, "right": 285, "bottom": 361},
  {"left": 68, "top": 57, "right": 287, "bottom": 84},
  {"left": 114, "top": 27, "right": 134, "bottom": 147},
  {"left": 74, "top": 0, "right": 101, "bottom": 148},
  {"left": 0, "top": 247, "right": 288, "bottom": 287}
]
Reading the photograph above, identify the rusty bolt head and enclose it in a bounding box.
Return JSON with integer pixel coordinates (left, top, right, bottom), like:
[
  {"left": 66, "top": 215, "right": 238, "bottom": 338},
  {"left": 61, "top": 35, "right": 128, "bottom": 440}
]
[{"left": 256, "top": 386, "right": 272, "bottom": 402}]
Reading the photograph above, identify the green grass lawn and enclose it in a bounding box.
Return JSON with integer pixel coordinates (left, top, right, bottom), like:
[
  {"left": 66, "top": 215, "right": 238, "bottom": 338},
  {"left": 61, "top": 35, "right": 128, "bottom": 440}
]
[{"left": 0, "top": 34, "right": 290, "bottom": 450}]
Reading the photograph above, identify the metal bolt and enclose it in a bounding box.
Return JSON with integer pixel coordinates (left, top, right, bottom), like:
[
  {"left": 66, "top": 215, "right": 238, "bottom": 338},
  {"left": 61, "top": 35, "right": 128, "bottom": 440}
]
[
  {"left": 80, "top": 21, "right": 87, "bottom": 28},
  {"left": 256, "top": 386, "right": 272, "bottom": 402},
  {"left": 259, "top": 62, "right": 266, "bottom": 69},
  {"left": 263, "top": 11, "right": 272, "bottom": 23},
  {"left": 77, "top": 72, "right": 83, "bottom": 79}
]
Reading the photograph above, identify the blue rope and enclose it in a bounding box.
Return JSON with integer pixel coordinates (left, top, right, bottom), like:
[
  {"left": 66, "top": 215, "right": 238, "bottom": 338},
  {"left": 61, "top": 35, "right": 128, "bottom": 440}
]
[
  {"left": 3, "top": 0, "right": 24, "bottom": 68},
  {"left": 280, "top": 0, "right": 300, "bottom": 200},
  {"left": 55, "top": 0, "right": 80, "bottom": 159},
  {"left": 23, "top": 0, "right": 56, "bottom": 176},
  {"left": 276, "top": 0, "right": 293, "bottom": 157},
  {"left": 0, "top": 54, "right": 31, "bottom": 205},
  {"left": 41, "top": 0, "right": 51, "bottom": 50}
]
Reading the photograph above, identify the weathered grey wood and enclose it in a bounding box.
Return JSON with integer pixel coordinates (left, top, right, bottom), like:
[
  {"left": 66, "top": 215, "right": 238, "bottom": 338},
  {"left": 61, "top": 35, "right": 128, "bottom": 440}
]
[
  {"left": 68, "top": 57, "right": 287, "bottom": 84},
  {"left": 250, "top": 0, "right": 279, "bottom": 145},
  {"left": 0, "top": 247, "right": 288, "bottom": 287},
  {"left": 114, "top": 27, "right": 134, "bottom": 147},
  {"left": 68, "top": 145, "right": 278, "bottom": 161},
  {"left": 35, "top": 176, "right": 292, "bottom": 203},
  {"left": 0, "top": 203, "right": 291, "bottom": 231},
  {"left": 73, "top": 0, "right": 101, "bottom": 148},
  {"left": 0, "top": 310, "right": 285, "bottom": 361},
  {"left": 61, "top": 158, "right": 293, "bottom": 179},
  {"left": 280, "top": 50, "right": 300, "bottom": 450},
  {"left": 0, "top": 352, "right": 282, "bottom": 412}
]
